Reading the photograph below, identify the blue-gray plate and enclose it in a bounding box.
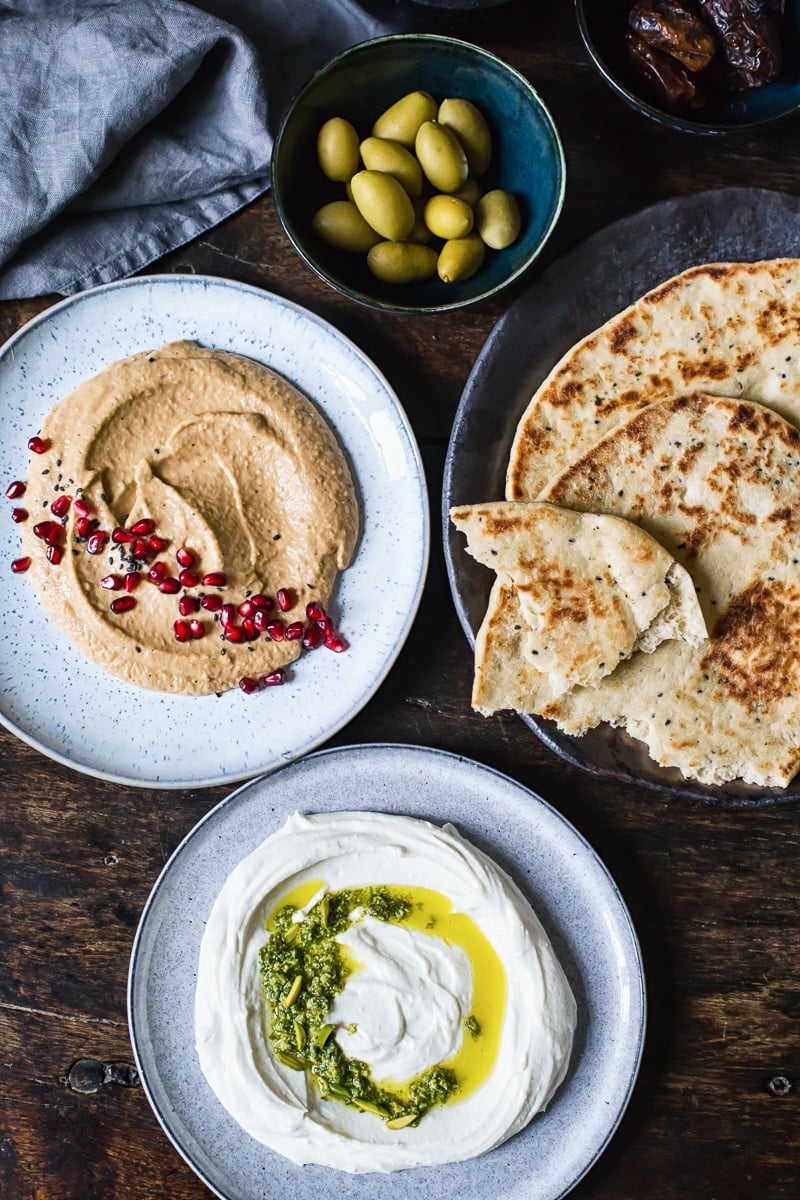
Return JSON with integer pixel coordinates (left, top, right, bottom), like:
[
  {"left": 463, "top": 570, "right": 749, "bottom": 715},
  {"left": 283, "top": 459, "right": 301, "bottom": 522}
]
[
  {"left": 128, "top": 743, "right": 645, "bottom": 1200},
  {"left": 443, "top": 186, "right": 800, "bottom": 807}
]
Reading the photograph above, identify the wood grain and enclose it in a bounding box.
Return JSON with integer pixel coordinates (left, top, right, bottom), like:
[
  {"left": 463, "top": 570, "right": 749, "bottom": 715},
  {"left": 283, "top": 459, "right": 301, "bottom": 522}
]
[{"left": 1, "top": 2, "right": 798, "bottom": 1197}]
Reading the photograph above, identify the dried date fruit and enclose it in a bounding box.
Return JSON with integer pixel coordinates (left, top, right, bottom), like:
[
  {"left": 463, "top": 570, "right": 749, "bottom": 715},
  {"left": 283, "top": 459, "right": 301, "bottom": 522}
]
[
  {"left": 696, "top": 0, "right": 782, "bottom": 87},
  {"left": 625, "top": 31, "right": 702, "bottom": 108},
  {"left": 629, "top": 0, "right": 717, "bottom": 72}
]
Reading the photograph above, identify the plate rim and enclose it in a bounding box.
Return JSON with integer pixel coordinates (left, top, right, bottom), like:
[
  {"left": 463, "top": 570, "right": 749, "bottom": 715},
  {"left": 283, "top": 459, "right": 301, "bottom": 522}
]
[
  {"left": 127, "top": 741, "right": 647, "bottom": 1200},
  {"left": 0, "top": 274, "right": 430, "bottom": 789},
  {"left": 442, "top": 185, "right": 800, "bottom": 808}
]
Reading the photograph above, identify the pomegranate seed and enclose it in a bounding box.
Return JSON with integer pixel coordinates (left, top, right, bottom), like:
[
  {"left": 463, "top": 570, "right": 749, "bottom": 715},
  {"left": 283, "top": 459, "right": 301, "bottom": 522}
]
[
  {"left": 75, "top": 516, "right": 93, "bottom": 538},
  {"left": 148, "top": 534, "right": 168, "bottom": 553},
  {"left": 11, "top": 556, "right": 31, "bottom": 573},
  {"left": 130, "top": 518, "right": 154, "bottom": 535},
  {"left": 28, "top": 436, "right": 49, "bottom": 454},
  {"left": 112, "top": 527, "right": 134, "bottom": 544},
  {"left": 220, "top": 603, "right": 236, "bottom": 627},
  {"left": 285, "top": 621, "right": 304, "bottom": 641},
  {"left": 277, "top": 587, "right": 293, "bottom": 612},
  {"left": 238, "top": 599, "right": 255, "bottom": 618},
  {"left": 51, "top": 495, "right": 71, "bottom": 518},
  {"left": 179, "top": 568, "right": 199, "bottom": 588},
  {"left": 110, "top": 595, "right": 136, "bottom": 614},
  {"left": 178, "top": 594, "right": 199, "bottom": 616},
  {"left": 33, "top": 520, "right": 57, "bottom": 541},
  {"left": 239, "top": 676, "right": 261, "bottom": 694},
  {"left": 303, "top": 624, "right": 323, "bottom": 650},
  {"left": 318, "top": 616, "right": 333, "bottom": 637},
  {"left": 132, "top": 538, "right": 149, "bottom": 559},
  {"left": 124, "top": 572, "right": 141, "bottom": 593},
  {"left": 174, "top": 619, "right": 191, "bottom": 642},
  {"left": 45, "top": 525, "right": 62, "bottom": 546},
  {"left": 224, "top": 625, "right": 245, "bottom": 643},
  {"left": 202, "top": 572, "right": 227, "bottom": 588},
  {"left": 189, "top": 619, "right": 205, "bottom": 639},
  {"left": 5, "top": 481, "right": 26, "bottom": 499},
  {"left": 306, "top": 601, "right": 326, "bottom": 622},
  {"left": 159, "top": 577, "right": 181, "bottom": 594},
  {"left": 262, "top": 669, "right": 287, "bottom": 687},
  {"left": 46, "top": 545, "right": 63, "bottom": 565},
  {"left": 100, "top": 574, "right": 123, "bottom": 590},
  {"left": 242, "top": 617, "right": 258, "bottom": 640},
  {"left": 11, "top": 507, "right": 27, "bottom": 523},
  {"left": 148, "top": 561, "right": 168, "bottom": 583},
  {"left": 249, "top": 594, "right": 273, "bottom": 611},
  {"left": 253, "top": 608, "right": 271, "bottom": 633},
  {"left": 266, "top": 619, "right": 285, "bottom": 641},
  {"left": 87, "top": 532, "right": 108, "bottom": 554},
  {"left": 176, "top": 546, "right": 195, "bottom": 568},
  {"left": 325, "top": 633, "right": 349, "bottom": 653},
  {"left": 201, "top": 593, "right": 222, "bottom": 612},
  {"left": 73, "top": 497, "right": 91, "bottom": 518}
]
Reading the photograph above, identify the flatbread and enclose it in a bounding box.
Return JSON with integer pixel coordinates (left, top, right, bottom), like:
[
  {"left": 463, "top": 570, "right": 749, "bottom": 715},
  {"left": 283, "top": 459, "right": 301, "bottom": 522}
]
[
  {"left": 450, "top": 501, "right": 706, "bottom": 704},
  {"left": 533, "top": 394, "right": 800, "bottom": 787},
  {"left": 507, "top": 260, "right": 800, "bottom": 502}
]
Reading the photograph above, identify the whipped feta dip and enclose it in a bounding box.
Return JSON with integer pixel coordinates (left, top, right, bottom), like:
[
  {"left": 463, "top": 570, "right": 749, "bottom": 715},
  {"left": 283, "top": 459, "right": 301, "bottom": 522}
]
[{"left": 194, "top": 811, "right": 577, "bottom": 1173}]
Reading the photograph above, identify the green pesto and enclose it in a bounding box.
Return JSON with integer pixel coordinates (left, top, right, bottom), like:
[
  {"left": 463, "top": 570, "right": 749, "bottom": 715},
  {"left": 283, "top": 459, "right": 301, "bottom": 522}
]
[
  {"left": 464, "top": 1014, "right": 481, "bottom": 1039},
  {"left": 258, "top": 886, "right": 459, "bottom": 1126}
]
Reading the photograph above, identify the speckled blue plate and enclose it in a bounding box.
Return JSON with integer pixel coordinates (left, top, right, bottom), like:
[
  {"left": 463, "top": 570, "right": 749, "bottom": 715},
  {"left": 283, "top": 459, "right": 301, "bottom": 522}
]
[
  {"left": 128, "top": 743, "right": 646, "bottom": 1200},
  {"left": 0, "top": 277, "right": 428, "bottom": 788}
]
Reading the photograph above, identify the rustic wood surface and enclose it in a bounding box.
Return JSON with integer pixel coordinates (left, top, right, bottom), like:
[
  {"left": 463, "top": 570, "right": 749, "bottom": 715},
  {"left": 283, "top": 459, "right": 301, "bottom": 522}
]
[{"left": 1, "top": 3, "right": 798, "bottom": 1198}]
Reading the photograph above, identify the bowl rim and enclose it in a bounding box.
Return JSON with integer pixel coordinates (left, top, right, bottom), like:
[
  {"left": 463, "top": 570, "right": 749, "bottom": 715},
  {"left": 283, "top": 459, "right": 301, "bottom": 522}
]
[
  {"left": 271, "top": 32, "right": 566, "bottom": 314},
  {"left": 574, "top": 0, "right": 800, "bottom": 136}
]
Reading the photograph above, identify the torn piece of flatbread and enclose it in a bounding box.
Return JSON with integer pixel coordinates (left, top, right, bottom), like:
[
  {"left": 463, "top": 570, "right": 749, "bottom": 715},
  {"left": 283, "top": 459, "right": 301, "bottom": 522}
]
[{"left": 450, "top": 501, "right": 706, "bottom": 705}]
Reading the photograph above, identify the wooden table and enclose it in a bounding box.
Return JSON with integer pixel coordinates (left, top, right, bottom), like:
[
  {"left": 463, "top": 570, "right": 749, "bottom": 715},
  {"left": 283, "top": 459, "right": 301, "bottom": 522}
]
[{"left": 2, "top": 3, "right": 798, "bottom": 1197}]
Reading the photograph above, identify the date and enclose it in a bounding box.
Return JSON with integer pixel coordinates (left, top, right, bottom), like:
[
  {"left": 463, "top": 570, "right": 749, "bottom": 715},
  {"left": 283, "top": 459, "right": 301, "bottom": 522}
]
[
  {"left": 629, "top": 0, "right": 717, "bottom": 72},
  {"left": 625, "top": 31, "right": 702, "bottom": 108},
  {"left": 696, "top": 0, "right": 782, "bottom": 88}
]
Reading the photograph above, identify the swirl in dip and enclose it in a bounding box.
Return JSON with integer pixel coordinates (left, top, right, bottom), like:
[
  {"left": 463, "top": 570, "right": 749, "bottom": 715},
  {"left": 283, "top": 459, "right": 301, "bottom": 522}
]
[
  {"left": 19, "top": 342, "right": 358, "bottom": 693},
  {"left": 194, "top": 812, "right": 577, "bottom": 1173}
]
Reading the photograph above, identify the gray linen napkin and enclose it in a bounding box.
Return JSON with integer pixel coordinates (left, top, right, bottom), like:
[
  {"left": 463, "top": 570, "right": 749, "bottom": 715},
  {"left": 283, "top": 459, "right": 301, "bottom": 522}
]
[{"left": 0, "top": 0, "right": 387, "bottom": 300}]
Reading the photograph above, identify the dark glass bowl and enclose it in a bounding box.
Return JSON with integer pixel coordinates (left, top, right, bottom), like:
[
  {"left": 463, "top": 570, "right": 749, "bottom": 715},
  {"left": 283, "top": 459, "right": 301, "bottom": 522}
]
[{"left": 575, "top": 0, "right": 800, "bottom": 134}]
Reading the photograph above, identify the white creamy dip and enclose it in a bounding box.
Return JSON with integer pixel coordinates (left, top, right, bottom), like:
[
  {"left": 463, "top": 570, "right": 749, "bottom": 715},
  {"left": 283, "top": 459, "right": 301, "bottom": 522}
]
[
  {"left": 329, "top": 915, "right": 472, "bottom": 1081},
  {"left": 194, "top": 811, "right": 577, "bottom": 1173}
]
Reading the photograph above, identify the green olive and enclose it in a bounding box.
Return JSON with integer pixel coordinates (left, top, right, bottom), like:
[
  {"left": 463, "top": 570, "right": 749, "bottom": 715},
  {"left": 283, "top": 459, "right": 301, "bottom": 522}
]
[
  {"left": 424, "top": 194, "right": 474, "bottom": 240},
  {"left": 316, "top": 117, "right": 360, "bottom": 182},
  {"left": 477, "top": 189, "right": 522, "bottom": 250},
  {"left": 359, "top": 137, "right": 424, "bottom": 198},
  {"left": 451, "top": 178, "right": 483, "bottom": 210},
  {"left": 415, "top": 121, "right": 469, "bottom": 194},
  {"left": 367, "top": 242, "right": 438, "bottom": 283},
  {"left": 437, "top": 98, "right": 492, "bottom": 177},
  {"left": 371, "top": 91, "right": 438, "bottom": 147},
  {"left": 437, "top": 233, "right": 486, "bottom": 283},
  {"left": 350, "top": 170, "right": 415, "bottom": 241},
  {"left": 311, "top": 201, "right": 382, "bottom": 253}
]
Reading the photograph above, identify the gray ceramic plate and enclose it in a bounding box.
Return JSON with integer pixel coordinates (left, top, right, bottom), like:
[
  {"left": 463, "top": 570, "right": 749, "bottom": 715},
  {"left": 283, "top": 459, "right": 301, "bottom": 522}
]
[
  {"left": 128, "top": 743, "right": 645, "bottom": 1200},
  {"left": 443, "top": 186, "right": 800, "bottom": 807}
]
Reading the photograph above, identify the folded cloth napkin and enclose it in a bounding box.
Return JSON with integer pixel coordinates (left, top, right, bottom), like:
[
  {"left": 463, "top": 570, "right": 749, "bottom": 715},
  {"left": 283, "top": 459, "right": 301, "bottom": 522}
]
[{"left": 0, "top": 0, "right": 386, "bottom": 300}]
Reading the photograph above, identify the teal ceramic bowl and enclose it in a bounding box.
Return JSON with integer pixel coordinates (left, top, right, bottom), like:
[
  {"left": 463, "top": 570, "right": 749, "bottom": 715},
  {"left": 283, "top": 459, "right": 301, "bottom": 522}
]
[
  {"left": 271, "top": 34, "right": 565, "bottom": 313},
  {"left": 576, "top": 0, "right": 800, "bottom": 134}
]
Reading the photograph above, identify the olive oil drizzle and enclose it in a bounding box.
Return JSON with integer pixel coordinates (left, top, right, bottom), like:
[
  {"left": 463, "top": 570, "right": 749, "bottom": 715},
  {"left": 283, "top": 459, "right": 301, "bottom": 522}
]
[{"left": 259, "top": 885, "right": 463, "bottom": 1127}]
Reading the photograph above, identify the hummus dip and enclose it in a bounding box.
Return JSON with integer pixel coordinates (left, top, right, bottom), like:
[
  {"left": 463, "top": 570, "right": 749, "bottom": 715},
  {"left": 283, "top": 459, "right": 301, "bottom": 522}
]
[
  {"left": 20, "top": 342, "right": 358, "bottom": 693},
  {"left": 195, "top": 811, "right": 577, "bottom": 1173}
]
